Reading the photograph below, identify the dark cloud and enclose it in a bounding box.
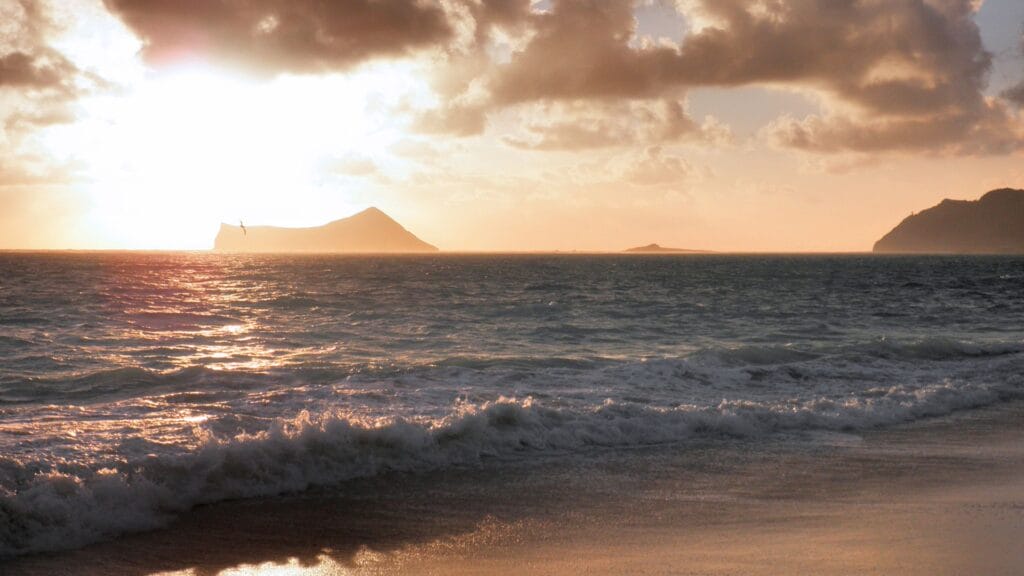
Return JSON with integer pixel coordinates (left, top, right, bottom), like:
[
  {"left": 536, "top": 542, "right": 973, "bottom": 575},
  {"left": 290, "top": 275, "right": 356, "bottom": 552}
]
[
  {"left": 102, "top": 0, "right": 455, "bottom": 73},
  {"left": 463, "top": 0, "right": 534, "bottom": 40},
  {"left": 0, "top": 49, "right": 77, "bottom": 91},
  {"left": 1, "top": 1, "right": 79, "bottom": 93},
  {"left": 1, "top": 0, "right": 94, "bottom": 136},
  {"left": 472, "top": 0, "right": 1021, "bottom": 154},
  {"left": 1002, "top": 33, "right": 1024, "bottom": 107},
  {"left": 768, "top": 104, "right": 1022, "bottom": 155},
  {"left": 1005, "top": 81, "right": 1024, "bottom": 107},
  {"left": 487, "top": 0, "right": 991, "bottom": 113},
  {"left": 489, "top": 1, "right": 680, "bottom": 104}
]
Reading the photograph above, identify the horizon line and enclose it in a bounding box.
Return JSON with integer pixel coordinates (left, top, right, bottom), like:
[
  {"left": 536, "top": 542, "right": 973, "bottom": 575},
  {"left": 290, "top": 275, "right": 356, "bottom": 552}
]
[{"left": 3, "top": 248, "right": 1015, "bottom": 256}]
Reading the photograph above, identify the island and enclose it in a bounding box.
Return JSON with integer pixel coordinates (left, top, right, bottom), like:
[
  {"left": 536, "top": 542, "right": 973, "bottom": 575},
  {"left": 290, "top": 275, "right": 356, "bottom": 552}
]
[
  {"left": 213, "top": 207, "right": 438, "bottom": 253},
  {"left": 873, "top": 188, "right": 1024, "bottom": 254},
  {"left": 624, "top": 243, "right": 710, "bottom": 254}
]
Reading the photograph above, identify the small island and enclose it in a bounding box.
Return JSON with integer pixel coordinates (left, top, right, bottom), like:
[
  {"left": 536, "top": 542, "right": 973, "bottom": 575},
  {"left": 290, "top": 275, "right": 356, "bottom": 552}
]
[
  {"left": 214, "top": 207, "right": 438, "bottom": 253},
  {"left": 624, "top": 243, "right": 710, "bottom": 254},
  {"left": 873, "top": 188, "right": 1024, "bottom": 254}
]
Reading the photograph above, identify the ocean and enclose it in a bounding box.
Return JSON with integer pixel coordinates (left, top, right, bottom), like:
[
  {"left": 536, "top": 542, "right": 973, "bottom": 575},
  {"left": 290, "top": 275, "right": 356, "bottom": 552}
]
[{"left": 1, "top": 253, "right": 1023, "bottom": 559}]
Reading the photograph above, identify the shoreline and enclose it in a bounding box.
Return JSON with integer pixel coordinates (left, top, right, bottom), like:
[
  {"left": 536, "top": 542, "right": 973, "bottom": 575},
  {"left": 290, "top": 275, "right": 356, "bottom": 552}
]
[{"left": 5, "top": 401, "right": 1024, "bottom": 575}]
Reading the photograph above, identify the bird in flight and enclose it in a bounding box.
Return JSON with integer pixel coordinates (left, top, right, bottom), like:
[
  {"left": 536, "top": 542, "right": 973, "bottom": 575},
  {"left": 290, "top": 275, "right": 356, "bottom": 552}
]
[{"left": 239, "top": 220, "right": 247, "bottom": 236}]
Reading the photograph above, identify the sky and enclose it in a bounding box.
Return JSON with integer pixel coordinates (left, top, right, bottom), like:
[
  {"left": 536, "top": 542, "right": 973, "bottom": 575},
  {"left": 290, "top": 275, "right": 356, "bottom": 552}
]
[{"left": 1, "top": 0, "right": 1023, "bottom": 252}]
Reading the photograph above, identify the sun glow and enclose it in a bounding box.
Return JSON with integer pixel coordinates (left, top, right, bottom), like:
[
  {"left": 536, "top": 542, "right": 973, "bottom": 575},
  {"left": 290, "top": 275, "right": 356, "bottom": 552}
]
[{"left": 44, "top": 62, "right": 429, "bottom": 249}]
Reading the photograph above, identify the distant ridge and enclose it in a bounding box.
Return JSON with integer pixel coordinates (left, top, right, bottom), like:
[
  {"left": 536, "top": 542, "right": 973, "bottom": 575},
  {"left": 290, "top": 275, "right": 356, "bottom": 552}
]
[
  {"left": 873, "top": 189, "right": 1024, "bottom": 254},
  {"left": 625, "top": 243, "right": 710, "bottom": 254},
  {"left": 214, "top": 208, "right": 438, "bottom": 253}
]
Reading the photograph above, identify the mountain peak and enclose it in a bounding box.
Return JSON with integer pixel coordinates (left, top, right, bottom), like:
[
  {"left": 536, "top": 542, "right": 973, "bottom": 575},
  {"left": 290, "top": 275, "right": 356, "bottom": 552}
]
[{"left": 355, "top": 206, "right": 387, "bottom": 218}]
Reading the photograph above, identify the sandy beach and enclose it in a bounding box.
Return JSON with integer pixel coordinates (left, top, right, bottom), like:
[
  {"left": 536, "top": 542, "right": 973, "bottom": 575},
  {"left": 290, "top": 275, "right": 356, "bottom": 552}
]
[{"left": 5, "top": 400, "right": 1023, "bottom": 576}]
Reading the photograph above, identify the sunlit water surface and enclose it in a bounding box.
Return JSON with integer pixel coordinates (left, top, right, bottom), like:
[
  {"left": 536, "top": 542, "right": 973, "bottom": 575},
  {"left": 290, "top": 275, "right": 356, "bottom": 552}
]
[{"left": 1, "top": 253, "right": 1023, "bottom": 557}]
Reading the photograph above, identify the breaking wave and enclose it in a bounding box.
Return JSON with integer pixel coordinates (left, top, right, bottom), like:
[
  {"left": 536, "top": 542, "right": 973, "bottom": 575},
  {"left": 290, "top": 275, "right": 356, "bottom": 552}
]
[{"left": 2, "top": 375, "right": 1020, "bottom": 557}]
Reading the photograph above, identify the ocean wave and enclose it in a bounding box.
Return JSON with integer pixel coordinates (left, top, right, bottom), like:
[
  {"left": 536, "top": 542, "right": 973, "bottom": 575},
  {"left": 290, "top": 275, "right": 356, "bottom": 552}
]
[
  {"left": 3, "top": 338, "right": 1020, "bottom": 409},
  {"left": 685, "top": 338, "right": 1024, "bottom": 368},
  {"left": 691, "top": 345, "right": 821, "bottom": 366},
  {"left": 0, "top": 366, "right": 236, "bottom": 405},
  {"left": 1, "top": 377, "right": 1020, "bottom": 558},
  {"left": 857, "top": 336, "right": 1024, "bottom": 361}
]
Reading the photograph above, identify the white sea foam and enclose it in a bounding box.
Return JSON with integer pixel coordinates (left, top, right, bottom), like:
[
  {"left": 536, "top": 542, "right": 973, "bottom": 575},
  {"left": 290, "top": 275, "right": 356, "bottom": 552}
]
[{"left": 1, "top": 376, "right": 1019, "bottom": 557}]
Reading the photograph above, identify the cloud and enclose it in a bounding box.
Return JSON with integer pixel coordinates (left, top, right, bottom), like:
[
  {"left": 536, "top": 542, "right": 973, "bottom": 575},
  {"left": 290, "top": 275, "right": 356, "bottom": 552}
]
[
  {"left": 0, "top": 0, "right": 99, "bottom": 134},
  {"left": 3, "top": 102, "right": 77, "bottom": 131},
  {"left": 0, "top": 0, "right": 107, "bottom": 219},
  {"left": 0, "top": 50, "right": 77, "bottom": 91},
  {"left": 4, "top": 0, "right": 1021, "bottom": 160},
  {"left": 460, "top": 0, "right": 535, "bottom": 42},
  {"left": 93, "top": 0, "right": 1024, "bottom": 155},
  {"left": 1005, "top": 82, "right": 1024, "bottom": 107},
  {"left": 766, "top": 100, "right": 1024, "bottom": 155},
  {"left": 462, "top": 0, "right": 1022, "bottom": 154},
  {"left": 554, "top": 145, "right": 704, "bottom": 197},
  {"left": 414, "top": 99, "right": 489, "bottom": 137},
  {"left": 1, "top": 1, "right": 79, "bottom": 93},
  {"left": 327, "top": 155, "right": 379, "bottom": 177},
  {"left": 1002, "top": 33, "right": 1024, "bottom": 108},
  {"left": 102, "top": 0, "right": 455, "bottom": 74},
  {"left": 621, "top": 145, "right": 695, "bottom": 186},
  {"left": 488, "top": 1, "right": 680, "bottom": 104},
  {"left": 389, "top": 138, "right": 441, "bottom": 160},
  {"left": 502, "top": 99, "right": 728, "bottom": 150}
]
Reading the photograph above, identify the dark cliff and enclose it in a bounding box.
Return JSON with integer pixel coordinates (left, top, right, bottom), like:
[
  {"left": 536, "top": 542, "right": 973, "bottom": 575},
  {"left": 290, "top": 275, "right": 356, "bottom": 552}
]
[{"left": 873, "top": 189, "right": 1024, "bottom": 254}]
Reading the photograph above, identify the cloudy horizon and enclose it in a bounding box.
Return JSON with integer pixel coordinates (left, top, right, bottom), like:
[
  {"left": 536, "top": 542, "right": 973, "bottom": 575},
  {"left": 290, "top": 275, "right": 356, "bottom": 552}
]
[{"left": 2, "top": 0, "right": 1024, "bottom": 251}]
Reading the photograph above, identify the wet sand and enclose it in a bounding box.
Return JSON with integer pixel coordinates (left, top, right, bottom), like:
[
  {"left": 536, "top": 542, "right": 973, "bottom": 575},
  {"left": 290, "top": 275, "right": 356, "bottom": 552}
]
[{"left": 5, "top": 402, "right": 1024, "bottom": 576}]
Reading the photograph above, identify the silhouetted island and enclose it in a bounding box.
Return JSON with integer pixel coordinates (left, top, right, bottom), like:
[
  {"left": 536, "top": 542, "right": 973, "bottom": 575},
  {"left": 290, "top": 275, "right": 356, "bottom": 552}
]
[
  {"left": 214, "top": 208, "right": 438, "bottom": 252},
  {"left": 625, "top": 243, "right": 709, "bottom": 253},
  {"left": 873, "top": 188, "right": 1024, "bottom": 254}
]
